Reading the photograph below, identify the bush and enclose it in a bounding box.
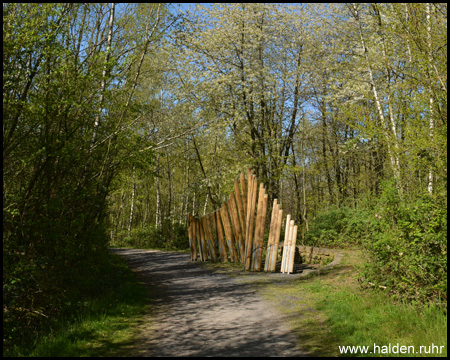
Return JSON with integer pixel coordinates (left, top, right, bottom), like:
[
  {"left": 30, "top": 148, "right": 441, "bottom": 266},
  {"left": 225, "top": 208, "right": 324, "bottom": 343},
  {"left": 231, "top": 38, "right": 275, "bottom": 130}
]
[
  {"left": 303, "top": 179, "right": 447, "bottom": 304},
  {"left": 304, "top": 206, "right": 375, "bottom": 247},
  {"left": 361, "top": 185, "right": 447, "bottom": 303}
]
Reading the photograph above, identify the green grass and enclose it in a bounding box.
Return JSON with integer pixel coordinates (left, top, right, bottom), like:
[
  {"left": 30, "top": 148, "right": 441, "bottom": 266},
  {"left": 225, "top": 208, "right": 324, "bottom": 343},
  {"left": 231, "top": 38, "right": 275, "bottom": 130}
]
[
  {"left": 9, "top": 253, "right": 154, "bottom": 357},
  {"left": 319, "top": 288, "right": 447, "bottom": 357},
  {"left": 201, "top": 249, "right": 447, "bottom": 357}
]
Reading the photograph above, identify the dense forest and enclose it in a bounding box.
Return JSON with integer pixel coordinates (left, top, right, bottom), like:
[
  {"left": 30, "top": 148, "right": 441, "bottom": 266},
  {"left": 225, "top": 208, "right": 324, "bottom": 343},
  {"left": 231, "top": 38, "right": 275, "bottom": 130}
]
[{"left": 3, "top": 3, "right": 446, "bottom": 354}]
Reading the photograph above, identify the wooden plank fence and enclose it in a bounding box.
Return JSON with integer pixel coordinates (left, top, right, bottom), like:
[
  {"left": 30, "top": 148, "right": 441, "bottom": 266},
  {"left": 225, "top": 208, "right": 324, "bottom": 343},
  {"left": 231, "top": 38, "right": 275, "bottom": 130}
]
[{"left": 187, "top": 170, "right": 299, "bottom": 274}]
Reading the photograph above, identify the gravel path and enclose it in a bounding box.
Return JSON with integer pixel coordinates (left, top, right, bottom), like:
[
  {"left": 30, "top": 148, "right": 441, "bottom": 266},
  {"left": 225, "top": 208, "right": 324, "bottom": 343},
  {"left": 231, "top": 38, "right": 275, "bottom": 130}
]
[{"left": 111, "top": 248, "right": 307, "bottom": 357}]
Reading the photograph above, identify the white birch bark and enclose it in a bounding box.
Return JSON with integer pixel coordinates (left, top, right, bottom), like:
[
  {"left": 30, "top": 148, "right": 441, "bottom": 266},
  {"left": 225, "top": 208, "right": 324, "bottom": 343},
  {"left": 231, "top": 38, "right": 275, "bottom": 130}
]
[
  {"left": 351, "top": 4, "right": 401, "bottom": 188},
  {"left": 128, "top": 166, "right": 136, "bottom": 233},
  {"left": 91, "top": 3, "right": 115, "bottom": 146}
]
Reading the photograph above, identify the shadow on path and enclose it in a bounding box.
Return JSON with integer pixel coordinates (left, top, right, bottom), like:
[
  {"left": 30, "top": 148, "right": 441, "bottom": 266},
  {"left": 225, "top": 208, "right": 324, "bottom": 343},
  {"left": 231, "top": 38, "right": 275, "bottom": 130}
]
[{"left": 111, "top": 248, "right": 308, "bottom": 357}]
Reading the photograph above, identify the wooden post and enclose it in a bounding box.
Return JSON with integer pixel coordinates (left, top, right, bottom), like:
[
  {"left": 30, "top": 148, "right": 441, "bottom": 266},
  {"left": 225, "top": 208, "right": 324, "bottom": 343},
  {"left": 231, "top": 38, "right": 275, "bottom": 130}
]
[
  {"left": 203, "top": 214, "right": 217, "bottom": 262},
  {"left": 234, "top": 179, "right": 246, "bottom": 244},
  {"left": 208, "top": 213, "right": 219, "bottom": 257},
  {"left": 240, "top": 172, "right": 247, "bottom": 216},
  {"left": 213, "top": 210, "right": 228, "bottom": 262},
  {"left": 244, "top": 175, "right": 258, "bottom": 270},
  {"left": 229, "top": 191, "right": 244, "bottom": 263},
  {"left": 220, "top": 203, "right": 239, "bottom": 263},
  {"left": 282, "top": 220, "right": 295, "bottom": 273},
  {"left": 288, "top": 225, "right": 298, "bottom": 274},
  {"left": 281, "top": 215, "right": 292, "bottom": 272},
  {"left": 254, "top": 193, "right": 268, "bottom": 271},
  {"left": 251, "top": 184, "right": 265, "bottom": 270},
  {"left": 265, "top": 200, "right": 278, "bottom": 271},
  {"left": 194, "top": 219, "right": 203, "bottom": 261},
  {"left": 199, "top": 216, "right": 208, "bottom": 261},
  {"left": 270, "top": 208, "right": 283, "bottom": 271}
]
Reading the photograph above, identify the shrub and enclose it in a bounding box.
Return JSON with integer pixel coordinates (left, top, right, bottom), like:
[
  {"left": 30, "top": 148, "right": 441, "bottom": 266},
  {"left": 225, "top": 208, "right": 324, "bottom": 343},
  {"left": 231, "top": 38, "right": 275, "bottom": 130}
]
[
  {"left": 304, "top": 206, "right": 371, "bottom": 247},
  {"left": 361, "top": 187, "right": 447, "bottom": 303},
  {"left": 303, "top": 179, "right": 447, "bottom": 304}
]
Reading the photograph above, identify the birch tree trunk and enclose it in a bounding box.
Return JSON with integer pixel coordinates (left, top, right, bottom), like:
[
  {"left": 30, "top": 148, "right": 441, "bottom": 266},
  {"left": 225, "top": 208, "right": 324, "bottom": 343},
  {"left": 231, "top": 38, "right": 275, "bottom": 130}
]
[
  {"left": 128, "top": 166, "right": 136, "bottom": 234},
  {"left": 91, "top": 3, "right": 115, "bottom": 147},
  {"left": 156, "top": 154, "right": 161, "bottom": 229},
  {"left": 350, "top": 4, "right": 401, "bottom": 190}
]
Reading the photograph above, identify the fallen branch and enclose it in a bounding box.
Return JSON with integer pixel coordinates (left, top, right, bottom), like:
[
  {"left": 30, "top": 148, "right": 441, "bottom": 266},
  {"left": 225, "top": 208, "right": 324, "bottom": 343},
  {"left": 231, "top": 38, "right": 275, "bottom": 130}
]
[{"left": 368, "top": 282, "right": 387, "bottom": 290}]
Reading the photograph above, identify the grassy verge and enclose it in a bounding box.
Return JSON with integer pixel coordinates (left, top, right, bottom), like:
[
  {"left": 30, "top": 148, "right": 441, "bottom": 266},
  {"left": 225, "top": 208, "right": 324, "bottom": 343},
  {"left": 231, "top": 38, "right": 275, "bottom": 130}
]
[
  {"left": 261, "top": 250, "right": 447, "bottom": 357},
  {"left": 198, "top": 250, "right": 447, "bottom": 357},
  {"left": 10, "top": 252, "right": 153, "bottom": 357}
]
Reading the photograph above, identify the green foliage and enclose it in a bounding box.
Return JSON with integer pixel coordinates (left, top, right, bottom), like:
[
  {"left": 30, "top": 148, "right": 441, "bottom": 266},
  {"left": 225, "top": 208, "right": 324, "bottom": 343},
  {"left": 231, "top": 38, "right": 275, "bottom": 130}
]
[
  {"left": 3, "top": 3, "right": 170, "bottom": 354},
  {"left": 304, "top": 206, "right": 378, "bottom": 248},
  {"left": 361, "top": 181, "right": 447, "bottom": 303},
  {"left": 319, "top": 288, "right": 447, "bottom": 357},
  {"left": 304, "top": 179, "right": 447, "bottom": 304},
  {"left": 5, "top": 252, "right": 150, "bottom": 357}
]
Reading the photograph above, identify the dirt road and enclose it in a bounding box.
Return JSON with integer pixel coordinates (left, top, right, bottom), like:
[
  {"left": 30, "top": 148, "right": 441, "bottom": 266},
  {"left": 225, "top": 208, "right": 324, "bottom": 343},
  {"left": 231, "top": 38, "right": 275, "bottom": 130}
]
[{"left": 111, "top": 248, "right": 307, "bottom": 357}]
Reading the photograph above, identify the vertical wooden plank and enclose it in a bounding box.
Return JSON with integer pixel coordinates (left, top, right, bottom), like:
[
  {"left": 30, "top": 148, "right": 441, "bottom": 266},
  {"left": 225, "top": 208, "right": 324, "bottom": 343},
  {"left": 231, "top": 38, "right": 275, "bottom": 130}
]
[
  {"left": 214, "top": 210, "right": 228, "bottom": 262},
  {"left": 244, "top": 175, "right": 258, "bottom": 270},
  {"left": 220, "top": 203, "right": 238, "bottom": 263},
  {"left": 204, "top": 214, "right": 217, "bottom": 262},
  {"left": 284, "top": 221, "right": 293, "bottom": 273},
  {"left": 270, "top": 208, "right": 283, "bottom": 271},
  {"left": 288, "top": 225, "right": 298, "bottom": 274},
  {"left": 264, "top": 200, "right": 278, "bottom": 271},
  {"left": 254, "top": 193, "right": 268, "bottom": 271},
  {"left": 211, "top": 211, "right": 222, "bottom": 261},
  {"left": 251, "top": 184, "right": 265, "bottom": 270},
  {"left": 225, "top": 202, "right": 239, "bottom": 263},
  {"left": 282, "top": 220, "right": 295, "bottom": 273},
  {"left": 195, "top": 219, "right": 203, "bottom": 261},
  {"left": 244, "top": 174, "right": 253, "bottom": 268},
  {"left": 240, "top": 172, "right": 247, "bottom": 216},
  {"left": 229, "top": 191, "right": 244, "bottom": 263},
  {"left": 208, "top": 213, "right": 219, "bottom": 260},
  {"left": 234, "top": 179, "right": 246, "bottom": 243},
  {"left": 280, "top": 215, "right": 291, "bottom": 273},
  {"left": 199, "top": 217, "right": 208, "bottom": 261},
  {"left": 264, "top": 199, "right": 280, "bottom": 271}
]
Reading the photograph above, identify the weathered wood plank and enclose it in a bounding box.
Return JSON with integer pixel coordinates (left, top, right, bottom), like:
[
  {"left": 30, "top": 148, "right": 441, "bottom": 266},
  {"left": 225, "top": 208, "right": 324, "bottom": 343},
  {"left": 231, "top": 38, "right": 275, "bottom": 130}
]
[
  {"left": 234, "top": 179, "right": 246, "bottom": 246},
  {"left": 287, "top": 225, "right": 298, "bottom": 274},
  {"left": 280, "top": 215, "right": 291, "bottom": 272},
  {"left": 254, "top": 193, "right": 268, "bottom": 271},
  {"left": 282, "top": 220, "right": 295, "bottom": 273},
  {"left": 204, "top": 214, "right": 217, "bottom": 262},
  {"left": 251, "top": 184, "right": 265, "bottom": 270},
  {"left": 198, "top": 217, "right": 208, "bottom": 261},
  {"left": 229, "top": 191, "right": 244, "bottom": 263},
  {"left": 213, "top": 210, "right": 228, "bottom": 262},
  {"left": 264, "top": 200, "right": 278, "bottom": 271},
  {"left": 270, "top": 208, "right": 283, "bottom": 272},
  {"left": 220, "top": 203, "right": 238, "bottom": 263},
  {"left": 244, "top": 175, "right": 258, "bottom": 270}
]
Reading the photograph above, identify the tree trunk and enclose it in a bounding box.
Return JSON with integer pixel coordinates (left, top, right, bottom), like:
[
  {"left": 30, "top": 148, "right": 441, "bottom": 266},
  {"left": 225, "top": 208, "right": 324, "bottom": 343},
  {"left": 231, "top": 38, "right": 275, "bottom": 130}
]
[{"left": 128, "top": 166, "right": 136, "bottom": 234}]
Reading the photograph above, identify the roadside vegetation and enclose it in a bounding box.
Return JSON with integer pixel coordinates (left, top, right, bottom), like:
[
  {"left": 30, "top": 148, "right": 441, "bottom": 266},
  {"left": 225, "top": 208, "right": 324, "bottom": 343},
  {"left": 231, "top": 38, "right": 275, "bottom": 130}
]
[
  {"left": 5, "top": 253, "right": 151, "bottom": 357},
  {"left": 262, "top": 251, "right": 447, "bottom": 357},
  {"left": 201, "top": 250, "right": 447, "bottom": 357}
]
